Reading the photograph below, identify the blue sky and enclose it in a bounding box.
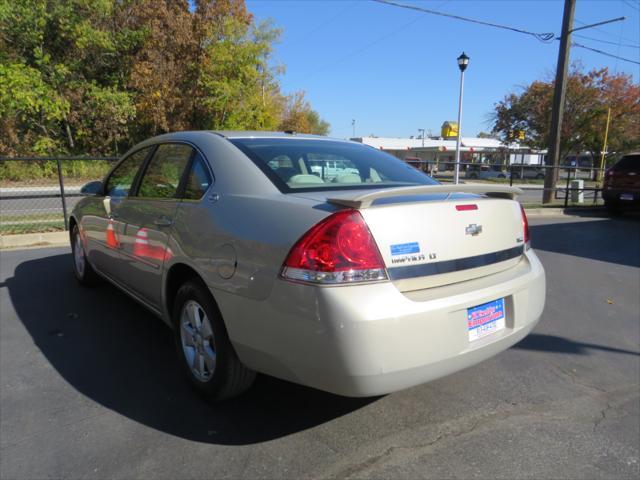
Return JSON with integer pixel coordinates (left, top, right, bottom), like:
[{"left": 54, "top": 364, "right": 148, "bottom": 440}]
[{"left": 244, "top": 0, "right": 640, "bottom": 139}]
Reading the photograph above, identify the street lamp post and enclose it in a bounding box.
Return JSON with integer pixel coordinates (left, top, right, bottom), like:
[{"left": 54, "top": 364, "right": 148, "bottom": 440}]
[
  {"left": 418, "top": 128, "right": 425, "bottom": 147},
  {"left": 454, "top": 52, "right": 469, "bottom": 185}
]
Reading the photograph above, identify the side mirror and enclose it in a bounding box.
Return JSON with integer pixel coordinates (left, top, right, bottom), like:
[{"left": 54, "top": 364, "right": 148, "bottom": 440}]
[{"left": 80, "top": 180, "right": 103, "bottom": 196}]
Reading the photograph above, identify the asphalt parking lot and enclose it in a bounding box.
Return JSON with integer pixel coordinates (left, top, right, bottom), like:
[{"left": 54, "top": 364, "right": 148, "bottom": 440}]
[{"left": 1, "top": 214, "right": 639, "bottom": 479}]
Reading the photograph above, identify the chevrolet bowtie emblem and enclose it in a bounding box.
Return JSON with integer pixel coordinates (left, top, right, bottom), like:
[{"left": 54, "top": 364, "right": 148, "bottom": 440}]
[{"left": 465, "top": 224, "right": 483, "bottom": 236}]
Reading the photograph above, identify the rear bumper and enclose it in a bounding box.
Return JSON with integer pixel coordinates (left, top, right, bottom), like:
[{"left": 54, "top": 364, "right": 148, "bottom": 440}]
[
  {"left": 219, "top": 249, "right": 546, "bottom": 397},
  {"left": 602, "top": 188, "right": 640, "bottom": 204}
]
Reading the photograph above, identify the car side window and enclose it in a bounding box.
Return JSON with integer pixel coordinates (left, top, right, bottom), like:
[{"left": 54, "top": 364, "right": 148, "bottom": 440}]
[
  {"left": 183, "top": 153, "right": 213, "bottom": 200},
  {"left": 137, "top": 144, "right": 193, "bottom": 199},
  {"left": 105, "top": 147, "right": 151, "bottom": 197}
]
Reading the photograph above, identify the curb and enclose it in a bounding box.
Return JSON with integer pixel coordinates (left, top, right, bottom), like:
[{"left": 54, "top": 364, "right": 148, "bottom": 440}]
[{"left": 0, "top": 231, "right": 69, "bottom": 250}]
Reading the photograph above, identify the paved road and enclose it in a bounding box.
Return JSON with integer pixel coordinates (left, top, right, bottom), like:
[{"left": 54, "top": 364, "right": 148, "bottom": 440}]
[
  {"left": 1, "top": 215, "right": 639, "bottom": 479},
  {"left": 0, "top": 186, "right": 83, "bottom": 219}
]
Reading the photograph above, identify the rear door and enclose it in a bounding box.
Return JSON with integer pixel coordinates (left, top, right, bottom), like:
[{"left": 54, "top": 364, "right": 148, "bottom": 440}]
[{"left": 115, "top": 143, "right": 194, "bottom": 308}]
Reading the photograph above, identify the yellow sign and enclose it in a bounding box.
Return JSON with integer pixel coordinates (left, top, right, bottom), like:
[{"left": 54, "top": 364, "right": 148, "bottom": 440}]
[{"left": 441, "top": 121, "right": 458, "bottom": 138}]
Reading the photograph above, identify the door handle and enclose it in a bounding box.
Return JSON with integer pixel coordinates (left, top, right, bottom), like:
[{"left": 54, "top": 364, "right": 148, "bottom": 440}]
[{"left": 153, "top": 216, "right": 173, "bottom": 227}]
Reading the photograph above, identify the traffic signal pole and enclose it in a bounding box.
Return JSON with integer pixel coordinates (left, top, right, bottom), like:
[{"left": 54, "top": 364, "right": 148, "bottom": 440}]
[{"left": 543, "top": 0, "right": 575, "bottom": 204}]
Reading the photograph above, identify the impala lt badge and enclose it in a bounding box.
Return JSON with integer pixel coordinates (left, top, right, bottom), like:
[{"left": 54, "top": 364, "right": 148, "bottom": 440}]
[{"left": 465, "top": 224, "right": 483, "bottom": 236}]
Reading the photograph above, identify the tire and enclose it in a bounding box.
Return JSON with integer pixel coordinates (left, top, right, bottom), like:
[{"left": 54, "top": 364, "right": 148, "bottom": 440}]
[
  {"left": 536, "top": 173, "right": 545, "bottom": 180},
  {"left": 498, "top": 174, "right": 506, "bottom": 179},
  {"left": 71, "top": 224, "right": 99, "bottom": 286},
  {"left": 469, "top": 173, "right": 478, "bottom": 179},
  {"left": 173, "top": 280, "right": 256, "bottom": 401}
]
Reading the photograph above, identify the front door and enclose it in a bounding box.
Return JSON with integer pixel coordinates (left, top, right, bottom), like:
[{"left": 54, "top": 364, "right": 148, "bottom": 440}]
[
  {"left": 115, "top": 143, "right": 194, "bottom": 309},
  {"left": 83, "top": 147, "right": 152, "bottom": 278}
]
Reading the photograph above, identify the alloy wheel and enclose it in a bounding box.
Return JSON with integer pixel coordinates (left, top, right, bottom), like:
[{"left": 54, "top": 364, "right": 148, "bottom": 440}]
[
  {"left": 73, "top": 231, "right": 85, "bottom": 277},
  {"left": 180, "top": 300, "right": 216, "bottom": 382}
]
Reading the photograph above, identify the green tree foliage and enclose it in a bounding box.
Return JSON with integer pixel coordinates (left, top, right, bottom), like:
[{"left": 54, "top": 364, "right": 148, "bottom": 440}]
[
  {"left": 279, "top": 91, "right": 330, "bottom": 135},
  {"left": 0, "top": 0, "right": 329, "bottom": 156},
  {"left": 491, "top": 64, "right": 640, "bottom": 161}
]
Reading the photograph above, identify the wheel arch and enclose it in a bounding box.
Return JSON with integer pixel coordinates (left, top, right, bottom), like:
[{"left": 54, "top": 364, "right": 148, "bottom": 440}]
[
  {"left": 68, "top": 215, "right": 78, "bottom": 240},
  {"left": 164, "top": 263, "right": 220, "bottom": 328}
]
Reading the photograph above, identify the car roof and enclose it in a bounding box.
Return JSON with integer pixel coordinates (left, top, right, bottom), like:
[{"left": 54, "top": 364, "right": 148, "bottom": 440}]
[
  {"left": 212, "top": 131, "right": 347, "bottom": 142},
  {"left": 137, "top": 130, "right": 353, "bottom": 146}
]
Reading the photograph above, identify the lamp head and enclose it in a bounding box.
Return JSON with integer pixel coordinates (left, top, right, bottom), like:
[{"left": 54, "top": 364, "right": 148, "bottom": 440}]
[{"left": 457, "top": 52, "right": 469, "bottom": 72}]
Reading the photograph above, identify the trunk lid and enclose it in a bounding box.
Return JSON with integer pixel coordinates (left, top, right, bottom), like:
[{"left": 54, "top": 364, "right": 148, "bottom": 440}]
[{"left": 318, "top": 185, "right": 526, "bottom": 291}]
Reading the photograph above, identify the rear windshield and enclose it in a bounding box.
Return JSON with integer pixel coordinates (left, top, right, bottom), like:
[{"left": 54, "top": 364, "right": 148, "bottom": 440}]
[
  {"left": 229, "top": 138, "right": 438, "bottom": 192},
  {"left": 614, "top": 154, "right": 639, "bottom": 171}
]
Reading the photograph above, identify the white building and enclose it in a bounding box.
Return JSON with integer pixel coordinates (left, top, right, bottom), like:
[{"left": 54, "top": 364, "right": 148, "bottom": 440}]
[{"left": 351, "top": 136, "right": 546, "bottom": 169}]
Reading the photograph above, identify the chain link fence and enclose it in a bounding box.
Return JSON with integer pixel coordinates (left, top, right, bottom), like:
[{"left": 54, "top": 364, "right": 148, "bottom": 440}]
[
  {"left": 0, "top": 157, "right": 117, "bottom": 235},
  {"left": 406, "top": 159, "right": 606, "bottom": 207},
  {"left": 1, "top": 155, "right": 607, "bottom": 236}
]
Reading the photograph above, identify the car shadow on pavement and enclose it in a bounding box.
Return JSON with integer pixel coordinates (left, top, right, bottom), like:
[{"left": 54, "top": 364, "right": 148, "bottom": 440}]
[
  {"left": 514, "top": 333, "right": 639, "bottom": 357},
  {"left": 5, "top": 253, "right": 378, "bottom": 445},
  {"left": 529, "top": 217, "right": 640, "bottom": 268}
]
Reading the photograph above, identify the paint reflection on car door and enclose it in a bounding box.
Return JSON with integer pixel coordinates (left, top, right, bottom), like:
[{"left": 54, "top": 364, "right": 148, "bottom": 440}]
[
  {"left": 83, "top": 147, "right": 152, "bottom": 277},
  {"left": 115, "top": 143, "right": 194, "bottom": 309}
]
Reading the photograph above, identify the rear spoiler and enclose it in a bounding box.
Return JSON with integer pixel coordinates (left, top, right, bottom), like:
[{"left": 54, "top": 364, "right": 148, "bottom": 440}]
[{"left": 327, "top": 184, "right": 523, "bottom": 209}]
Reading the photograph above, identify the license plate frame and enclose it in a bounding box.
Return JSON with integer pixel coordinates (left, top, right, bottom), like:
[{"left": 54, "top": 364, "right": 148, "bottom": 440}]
[{"left": 467, "top": 298, "right": 506, "bottom": 342}]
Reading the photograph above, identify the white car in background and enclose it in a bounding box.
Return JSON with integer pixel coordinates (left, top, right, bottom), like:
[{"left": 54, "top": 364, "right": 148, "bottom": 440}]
[{"left": 465, "top": 164, "right": 510, "bottom": 180}]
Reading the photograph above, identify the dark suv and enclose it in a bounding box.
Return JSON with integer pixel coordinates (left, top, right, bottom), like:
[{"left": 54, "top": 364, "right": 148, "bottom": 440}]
[{"left": 603, "top": 152, "right": 640, "bottom": 214}]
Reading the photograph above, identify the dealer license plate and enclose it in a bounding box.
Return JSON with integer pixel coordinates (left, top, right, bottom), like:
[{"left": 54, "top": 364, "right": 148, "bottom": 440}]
[
  {"left": 467, "top": 298, "right": 506, "bottom": 341},
  {"left": 620, "top": 193, "right": 634, "bottom": 201}
]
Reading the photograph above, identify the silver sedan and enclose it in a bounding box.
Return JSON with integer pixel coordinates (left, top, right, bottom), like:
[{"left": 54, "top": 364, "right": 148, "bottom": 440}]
[{"left": 70, "top": 131, "right": 545, "bottom": 400}]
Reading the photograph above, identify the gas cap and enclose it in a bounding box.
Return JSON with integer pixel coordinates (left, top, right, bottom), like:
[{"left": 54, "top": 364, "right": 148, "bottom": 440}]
[{"left": 216, "top": 244, "right": 237, "bottom": 279}]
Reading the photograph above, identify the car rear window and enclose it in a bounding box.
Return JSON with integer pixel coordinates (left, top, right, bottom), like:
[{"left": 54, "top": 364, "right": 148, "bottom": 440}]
[
  {"left": 229, "top": 138, "right": 438, "bottom": 192},
  {"left": 614, "top": 154, "right": 639, "bottom": 171}
]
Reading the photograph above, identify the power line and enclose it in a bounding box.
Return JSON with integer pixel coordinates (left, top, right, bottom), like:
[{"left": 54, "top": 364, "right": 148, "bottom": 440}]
[
  {"left": 304, "top": 1, "right": 359, "bottom": 38},
  {"left": 574, "top": 18, "right": 638, "bottom": 44},
  {"left": 301, "top": 13, "right": 425, "bottom": 79},
  {"left": 372, "top": 0, "right": 556, "bottom": 42},
  {"left": 572, "top": 41, "right": 640, "bottom": 65},
  {"left": 622, "top": 1, "right": 639, "bottom": 13},
  {"left": 300, "top": 0, "right": 451, "bottom": 80},
  {"left": 573, "top": 33, "right": 640, "bottom": 49}
]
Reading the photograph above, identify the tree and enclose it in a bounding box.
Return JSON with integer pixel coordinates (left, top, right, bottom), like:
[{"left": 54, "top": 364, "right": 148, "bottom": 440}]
[
  {"left": 278, "top": 91, "right": 330, "bottom": 135},
  {"left": 0, "top": 0, "right": 142, "bottom": 155},
  {"left": 476, "top": 131, "right": 497, "bottom": 139},
  {"left": 491, "top": 65, "right": 640, "bottom": 164},
  {"left": 0, "top": 0, "right": 330, "bottom": 156}
]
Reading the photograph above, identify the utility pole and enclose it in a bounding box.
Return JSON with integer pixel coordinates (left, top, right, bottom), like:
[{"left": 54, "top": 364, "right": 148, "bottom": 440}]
[
  {"left": 597, "top": 107, "right": 611, "bottom": 183},
  {"left": 351, "top": 119, "right": 356, "bottom": 138},
  {"left": 543, "top": 0, "right": 576, "bottom": 204}
]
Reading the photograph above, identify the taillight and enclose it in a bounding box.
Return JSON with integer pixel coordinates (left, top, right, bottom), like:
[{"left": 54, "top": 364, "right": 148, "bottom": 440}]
[
  {"left": 281, "top": 210, "right": 388, "bottom": 284},
  {"left": 520, "top": 204, "right": 530, "bottom": 249}
]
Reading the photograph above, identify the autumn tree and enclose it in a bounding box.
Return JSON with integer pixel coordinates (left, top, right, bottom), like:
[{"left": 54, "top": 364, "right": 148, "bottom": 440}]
[
  {"left": 279, "top": 91, "right": 330, "bottom": 135},
  {"left": 0, "top": 0, "right": 330, "bottom": 156},
  {"left": 492, "top": 65, "right": 640, "bottom": 165}
]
